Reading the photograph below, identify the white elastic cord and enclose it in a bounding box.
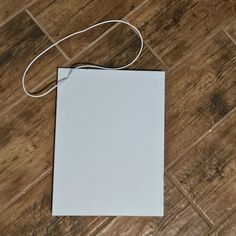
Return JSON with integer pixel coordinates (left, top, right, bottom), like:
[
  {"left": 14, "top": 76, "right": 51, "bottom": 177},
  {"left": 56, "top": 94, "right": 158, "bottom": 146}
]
[{"left": 22, "top": 19, "right": 144, "bottom": 98}]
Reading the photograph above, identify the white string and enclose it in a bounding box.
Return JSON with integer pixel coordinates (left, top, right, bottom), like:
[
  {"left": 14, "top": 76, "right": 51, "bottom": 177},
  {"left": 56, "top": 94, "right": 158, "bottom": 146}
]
[{"left": 22, "top": 19, "right": 144, "bottom": 98}]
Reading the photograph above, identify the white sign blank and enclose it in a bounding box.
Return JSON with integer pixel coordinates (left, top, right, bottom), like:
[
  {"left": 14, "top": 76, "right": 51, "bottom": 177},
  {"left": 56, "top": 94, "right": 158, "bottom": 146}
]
[{"left": 53, "top": 68, "right": 165, "bottom": 216}]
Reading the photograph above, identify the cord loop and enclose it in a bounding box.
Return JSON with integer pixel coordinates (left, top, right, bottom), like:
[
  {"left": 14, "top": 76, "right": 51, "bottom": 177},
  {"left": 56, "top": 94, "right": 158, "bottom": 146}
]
[{"left": 22, "top": 20, "right": 144, "bottom": 98}]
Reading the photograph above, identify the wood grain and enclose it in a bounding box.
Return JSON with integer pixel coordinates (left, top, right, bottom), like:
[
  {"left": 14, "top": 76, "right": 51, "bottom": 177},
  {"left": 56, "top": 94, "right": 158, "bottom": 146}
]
[
  {"left": 0, "top": 91, "right": 55, "bottom": 211},
  {"left": 209, "top": 211, "right": 236, "bottom": 236},
  {"left": 0, "top": 174, "right": 110, "bottom": 235},
  {"left": 169, "top": 110, "right": 236, "bottom": 224},
  {"left": 225, "top": 19, "right": 236, "bottom": 42},
  {"left": 70, "top": 23, "right": 166, "bottom": 70},
  {"left": 28, "top": 0, "right": 144, "bottom": 58},
  {"left": 233, "top": 0, "right": 236, "bottom": 13},
  {"left": 0, "top": 12, "right": 66, "bottom": 115},
  {"left": 164, "top": 31, "right": 236, "bottom": 166},
  {"left": 96, "top": 176, "right": 210, "bottom": 236},
  {"left": 0, "top": 0, "right": 31, "bottom": 24},
  {"left": 0, "top": 14, "right": 66, "bottom": 211},
  {"left": 127, "top": 0, "right": 235, "bottom": 67}
]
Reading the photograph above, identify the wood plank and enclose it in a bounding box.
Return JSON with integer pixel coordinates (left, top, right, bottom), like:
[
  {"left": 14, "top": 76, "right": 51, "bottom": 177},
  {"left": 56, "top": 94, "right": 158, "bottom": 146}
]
[
  {"left": 95, "top": 176, "right": 210, "bottom": 236},
  {"left": 0, "top": 92, "right": 56, "bottom": 211},
  {"left": 0, "top": 11, "right": 66, "bottom": 115},
  {"left": 71, "top": 24, "right": 166, "bottom": 70},
  {"left": 126, "top": 0, "right": 235, "bottom": 67},
  {"left": 0, "top": 174, "right": 110, "bottom": 235},
  {"left": 225, "top": 19, "right": 236, "bottom": 42},
  {"left": 210, "top": 211, "right": 236, "bottom": 236},
  {"left": 28, "top": 0, "right": 144, "bottom": 58},
  {"left": 169, "top": 109, "right": 236, "bottom": 224},
  {"left": 164, "top": 31, "right": 236, "bottom": 166},
  {"left": 0, "top": 0, "right": 31, "bottom": 24}
]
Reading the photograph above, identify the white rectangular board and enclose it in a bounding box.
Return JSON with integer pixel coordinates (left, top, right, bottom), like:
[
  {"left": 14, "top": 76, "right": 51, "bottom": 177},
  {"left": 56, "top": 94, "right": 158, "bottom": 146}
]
[{"left": 53, "top": 68, "right": 165, "bottom": 216}]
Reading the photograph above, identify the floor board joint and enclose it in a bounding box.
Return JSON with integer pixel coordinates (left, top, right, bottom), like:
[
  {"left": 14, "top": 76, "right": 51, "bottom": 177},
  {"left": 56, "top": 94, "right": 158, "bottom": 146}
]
[
  {"left": 0, "top": 0, "right": 39, "bottom": 28},
  {"left": 166, "top": 172, "right": 214, "bottom": 228},
  {"left": 144, "top": 41, "right": 170, "bottom": 70},
  {"left": 0, "top": 168, "right": 52, "bottom": 215},
  {"left": 25, "top": 9, "right": 71, "bottom": 61},
  {"left": 223, "top": 28, "right": 236, "bottom": 45},
  {"left": 203, "top": 208, "right": 236, "bottom": 236}
]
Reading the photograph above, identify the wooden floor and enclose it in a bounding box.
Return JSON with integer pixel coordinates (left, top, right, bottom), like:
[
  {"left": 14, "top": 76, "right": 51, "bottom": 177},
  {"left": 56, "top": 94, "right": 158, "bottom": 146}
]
[{"left": 0, "top": 0, "right": 236, "bottom": 235}]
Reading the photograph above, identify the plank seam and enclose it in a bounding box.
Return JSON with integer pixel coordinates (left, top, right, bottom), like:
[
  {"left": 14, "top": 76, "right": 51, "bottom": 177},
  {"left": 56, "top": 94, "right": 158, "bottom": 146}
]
[
  {"left": 203, "top": 208, "right": 236, "bottom": 236},
  {"left": 144, "top": 41, "right": 170, "bottom": 70},
  {"left": 0, "top": 168, "right": 52, "bottom": 216},
  {"left": 166, "top": 172, "right": 214, "bottom": 228},
  {"left": 0, "top": 0, "right": 39, "bottom": 28},
  {"left": 223, "top": 28, "right": 236, "bottom": 45},
  {"left": 25, "top": 9, "right": 70, "bottom": 61}
]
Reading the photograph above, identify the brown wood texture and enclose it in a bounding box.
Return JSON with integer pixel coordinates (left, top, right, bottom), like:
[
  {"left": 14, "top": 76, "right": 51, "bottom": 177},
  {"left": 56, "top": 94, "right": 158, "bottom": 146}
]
[
  {"left": 28, "top": 0, "right": 144, "bottom": 58},
  {"left": 127, "top": 0, "right": 235, "bottom": 67},
  {"left": 0, "top": 0, "right": 235, "bottom": 235},
  {"left": 0, "top": 91, "right": 55, "bottom": 210},
  {"left": 225, "top": 19, "right": 236, "bottom": 42},
  {"left": 209, "top": 211, "right": 236, "bottom": 236},
  {"left": 164, "top": 31, "right": 236, "bottom": 166},
  {"left": 0, "top": 174, "right": 111, "bottom": 235},
  {"left": 169, "top": 110, "right": 236, "bottom": 224},
  {"left": 0, "top": 11, "right": 66, "bottom": 115},
  {"left": 0, "top": 0, "right": 31, "bottom": 24},
  {"left": 71, "top": 23, "right": 166, "bottom": 70}
]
